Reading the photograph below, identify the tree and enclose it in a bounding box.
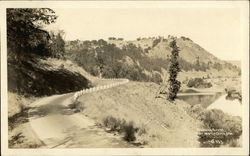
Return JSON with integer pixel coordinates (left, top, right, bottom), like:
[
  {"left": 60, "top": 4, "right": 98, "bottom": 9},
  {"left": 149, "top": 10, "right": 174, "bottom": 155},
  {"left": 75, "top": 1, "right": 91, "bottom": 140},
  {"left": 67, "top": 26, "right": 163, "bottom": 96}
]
[
  {"left": 7, "top": 8, "right": 57, "bottom": 60},
  {"left": 167, "top": 40, "right": 181, "bottom": 101},
  {"left": 95, "top": 50, "right": 105, "bottom": 78},
  {"left": 50, "top": 31, "right": 65, "bottom": 58}
]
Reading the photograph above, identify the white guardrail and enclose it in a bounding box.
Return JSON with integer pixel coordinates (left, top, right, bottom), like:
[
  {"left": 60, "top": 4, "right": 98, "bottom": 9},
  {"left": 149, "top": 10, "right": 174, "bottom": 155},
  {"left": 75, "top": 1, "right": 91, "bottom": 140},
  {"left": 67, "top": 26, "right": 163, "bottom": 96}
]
[{"left": 73, "top": 78, "right": 129, "bottom": 101}]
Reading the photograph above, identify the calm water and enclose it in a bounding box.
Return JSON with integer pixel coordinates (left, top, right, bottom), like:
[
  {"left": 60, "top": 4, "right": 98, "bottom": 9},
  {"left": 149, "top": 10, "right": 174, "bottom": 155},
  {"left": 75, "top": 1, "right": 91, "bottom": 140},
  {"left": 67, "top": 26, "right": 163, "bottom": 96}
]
[
  {"left": 178, "top": 92, "right": 242, "bottom": 147},
  {"left": 177, "top": 92, "right": 223, "bottom": 108}
]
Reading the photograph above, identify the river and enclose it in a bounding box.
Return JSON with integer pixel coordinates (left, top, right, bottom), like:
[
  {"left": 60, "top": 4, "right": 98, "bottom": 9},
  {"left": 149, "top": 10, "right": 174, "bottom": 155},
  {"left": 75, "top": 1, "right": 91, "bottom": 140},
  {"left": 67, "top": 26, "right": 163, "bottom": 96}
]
[{"left": 177, "top": 92, "right": 242, "bottom": 117}]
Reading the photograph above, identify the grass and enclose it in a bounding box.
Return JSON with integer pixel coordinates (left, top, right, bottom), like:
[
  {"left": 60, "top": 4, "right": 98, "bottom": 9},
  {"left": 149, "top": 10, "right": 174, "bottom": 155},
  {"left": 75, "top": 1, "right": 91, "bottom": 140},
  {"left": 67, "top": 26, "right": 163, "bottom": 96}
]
[
  {"left": 8, "top": 92, "right": 45, "bottom": 148},
  {"left": 77, "top": 82, "right": 202, "bottom": 147},
  {"left": 8, "top": 92, "right": 36, "bottom": 130},
  {"left": 102, "top": 116, "right": 144, "bottom": 142}
]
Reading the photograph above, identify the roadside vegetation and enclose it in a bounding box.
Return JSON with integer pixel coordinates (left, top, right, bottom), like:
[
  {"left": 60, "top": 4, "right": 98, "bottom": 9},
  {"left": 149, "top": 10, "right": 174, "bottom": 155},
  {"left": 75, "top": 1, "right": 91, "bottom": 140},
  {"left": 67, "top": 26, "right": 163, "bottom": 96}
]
[
  {"left": 7, "top": 8, "right": 91, "bottom": 148},
  {"left": 102, "top": 116, "right": 146, "bottom": 143},
  {"left": 7, "top": 8, "right": 92, "bottom": 115},
  {"left": 188, "top": 105, "right": 242, "bottom": 147}
]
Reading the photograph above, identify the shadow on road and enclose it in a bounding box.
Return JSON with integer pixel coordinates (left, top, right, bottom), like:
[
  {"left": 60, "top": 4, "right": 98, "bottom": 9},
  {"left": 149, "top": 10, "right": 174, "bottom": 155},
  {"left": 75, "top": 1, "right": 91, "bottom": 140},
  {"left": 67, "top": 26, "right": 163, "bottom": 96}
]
[{"left": 28, "top": 103, "right": 78, "bottom": 119}]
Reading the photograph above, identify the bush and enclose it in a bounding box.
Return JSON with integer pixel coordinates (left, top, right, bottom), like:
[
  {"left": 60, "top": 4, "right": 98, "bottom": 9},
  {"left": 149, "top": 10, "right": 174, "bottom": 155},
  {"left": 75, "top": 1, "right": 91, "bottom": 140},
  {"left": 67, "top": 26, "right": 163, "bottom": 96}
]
[
  {"left": 203, "top": 109, "right": 242, "bottom": 136},
  {"left": 188, "top": 105, "right": 242, "bottom": 147},
  {"left": 123, "top": 121, "right": 138, "bottom": 142},
  {"left": 225, "top": 89, "right": 242, "bottom": 102},
  {"left": 102, "top": 116, "right": 140, "bottom": 142},
  {"left": 103, "top": 116, "right": 125, "bottom": 132},
  {"left": 198, "top": 109, "right": 242, "bottom": 147},
  {"left": 188, "top": 104, "right": 206, "bottom": 120},
  {"left": 150, "top": 73, "right": 163, "bottom": 84},
  {"left": 152, "top": 38, "right": 161, "bottom": 47},
  {"left": 187, "top": 78, "right": 212, "bottom": 88}
]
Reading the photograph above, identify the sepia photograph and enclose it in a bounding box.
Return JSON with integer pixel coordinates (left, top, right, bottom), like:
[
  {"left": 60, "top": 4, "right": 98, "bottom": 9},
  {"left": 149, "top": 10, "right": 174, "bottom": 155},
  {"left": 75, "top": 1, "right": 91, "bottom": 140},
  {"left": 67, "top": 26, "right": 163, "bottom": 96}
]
[{"left": 1, "top": 1, "right": 249, "bottom": 155}]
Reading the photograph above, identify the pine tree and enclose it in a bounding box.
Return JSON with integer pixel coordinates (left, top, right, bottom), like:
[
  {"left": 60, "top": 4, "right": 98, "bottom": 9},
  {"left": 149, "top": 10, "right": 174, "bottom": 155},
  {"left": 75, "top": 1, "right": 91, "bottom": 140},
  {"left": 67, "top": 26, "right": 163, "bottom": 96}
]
[{"left": 167, "top": 39, "right": 181, "bottom": 101}]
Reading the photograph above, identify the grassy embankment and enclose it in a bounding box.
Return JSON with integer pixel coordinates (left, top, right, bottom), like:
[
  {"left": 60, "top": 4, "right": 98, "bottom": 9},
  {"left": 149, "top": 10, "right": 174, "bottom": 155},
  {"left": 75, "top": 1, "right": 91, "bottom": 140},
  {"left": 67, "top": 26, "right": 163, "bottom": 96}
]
[
  {"left": 76, "top": 81, "right": 202, "bottom": 147},
  {"left": 75, "top": 78, "right": 242, "bottom": 147}
]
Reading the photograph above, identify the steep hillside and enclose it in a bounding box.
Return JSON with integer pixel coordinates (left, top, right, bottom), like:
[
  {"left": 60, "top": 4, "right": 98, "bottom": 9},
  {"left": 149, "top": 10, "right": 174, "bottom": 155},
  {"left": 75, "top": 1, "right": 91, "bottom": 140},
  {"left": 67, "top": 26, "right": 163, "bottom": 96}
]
[
  {"left": 8, "top": 58, "right": 92, "bottom": 97},
  {"left": 8, "top": 57, "right": 94, "bottom": 120}
]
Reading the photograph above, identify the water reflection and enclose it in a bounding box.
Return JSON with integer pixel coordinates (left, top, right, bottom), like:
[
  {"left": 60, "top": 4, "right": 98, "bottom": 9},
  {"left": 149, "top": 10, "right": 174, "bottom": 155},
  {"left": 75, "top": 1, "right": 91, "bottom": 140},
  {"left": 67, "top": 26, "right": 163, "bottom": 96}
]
[{"left": 177, "top": 92, "right": 223, "bottom": 108}]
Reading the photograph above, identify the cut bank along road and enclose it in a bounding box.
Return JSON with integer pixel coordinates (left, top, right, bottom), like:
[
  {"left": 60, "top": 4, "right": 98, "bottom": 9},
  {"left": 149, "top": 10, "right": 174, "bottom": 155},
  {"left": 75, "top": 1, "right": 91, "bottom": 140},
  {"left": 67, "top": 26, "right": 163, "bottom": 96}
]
[{"left": 28, "top": 79, "right": 132, "bottom": 148}]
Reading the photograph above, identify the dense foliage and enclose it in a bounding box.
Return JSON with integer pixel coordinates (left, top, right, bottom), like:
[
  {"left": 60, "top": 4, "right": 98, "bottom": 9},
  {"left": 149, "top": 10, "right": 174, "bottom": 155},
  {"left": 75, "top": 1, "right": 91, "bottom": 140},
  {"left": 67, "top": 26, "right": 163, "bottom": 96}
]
[
  {"left": 167, "top": 40, "right": 181, "bottom": 101},
  {"left": 66, "top": 40, "right": 163, "bottom": 83},
  {"left": 7, "top": 8, "right": 57, "bottom": 60},
  {"left": 7, "top": 8, "right": 91, "bottom": 97}
]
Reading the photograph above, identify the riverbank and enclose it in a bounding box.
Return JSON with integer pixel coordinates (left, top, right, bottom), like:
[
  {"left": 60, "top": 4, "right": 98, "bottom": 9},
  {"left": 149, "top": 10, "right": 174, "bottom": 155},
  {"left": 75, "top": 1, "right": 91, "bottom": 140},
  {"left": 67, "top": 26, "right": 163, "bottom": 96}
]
[{"left": 180, "top": 76, "right": 241, "bottom": 92}]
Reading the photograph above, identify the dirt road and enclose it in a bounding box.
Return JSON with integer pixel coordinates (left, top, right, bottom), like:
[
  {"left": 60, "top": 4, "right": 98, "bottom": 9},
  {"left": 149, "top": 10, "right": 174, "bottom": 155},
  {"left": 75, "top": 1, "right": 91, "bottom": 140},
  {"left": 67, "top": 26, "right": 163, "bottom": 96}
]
[{"left": 28, "top": 80, "right": 133, "bottom": 148}]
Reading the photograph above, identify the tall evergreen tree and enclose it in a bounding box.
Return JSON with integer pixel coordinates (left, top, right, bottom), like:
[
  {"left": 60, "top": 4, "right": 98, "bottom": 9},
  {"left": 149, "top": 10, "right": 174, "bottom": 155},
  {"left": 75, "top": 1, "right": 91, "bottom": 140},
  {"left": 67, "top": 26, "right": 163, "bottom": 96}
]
[{"left": 167, "top": 40, "right": 181, "bottom": 101}]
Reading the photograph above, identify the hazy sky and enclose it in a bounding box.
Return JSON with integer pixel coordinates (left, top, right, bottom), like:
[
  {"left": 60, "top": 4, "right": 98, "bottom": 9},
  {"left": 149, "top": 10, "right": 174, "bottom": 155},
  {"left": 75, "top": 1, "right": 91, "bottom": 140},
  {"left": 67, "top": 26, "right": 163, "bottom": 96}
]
[{"left": 47, "top": 7, "right": 245, "bottom": 60}]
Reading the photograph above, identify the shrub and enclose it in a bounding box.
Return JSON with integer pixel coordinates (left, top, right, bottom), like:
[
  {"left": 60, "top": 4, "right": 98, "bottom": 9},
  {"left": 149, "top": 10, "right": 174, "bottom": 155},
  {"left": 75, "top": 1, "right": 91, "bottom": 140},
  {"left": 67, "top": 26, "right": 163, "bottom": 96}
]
[
  {"left": 144, "top": 47, "right": 151, "bottom": 53},
  {"left": 188, "top": 104, "right": 206, "bottom": 120},
  {"left": 188, "top": 105, "right": 242, "bottom": 147},
  {"left": 225, "top": 89, "right": 242, "bottom": 103},
  {"left": 102, "top": 116, "right": 140, "bottom": 142},
  {"left": 203, "top": 109, "right": 242, "bottom": 135},
  {"left": 103, "top": 116, "right": 125, "bottom": 132},
  {"left": 150, "top": 73, "right": 163, "bottom": 84},
  {"left": 198, "top": 109, "right": 242, "bottom": 147},
  {"left": 152, "top": 38, "right": 161, "bottom": 47},
  {"left": 187, "top": 78, "right": 212, "bottom": 88},
  {"left": 123, "top": 121, "right": 138, "bottom": 142}
]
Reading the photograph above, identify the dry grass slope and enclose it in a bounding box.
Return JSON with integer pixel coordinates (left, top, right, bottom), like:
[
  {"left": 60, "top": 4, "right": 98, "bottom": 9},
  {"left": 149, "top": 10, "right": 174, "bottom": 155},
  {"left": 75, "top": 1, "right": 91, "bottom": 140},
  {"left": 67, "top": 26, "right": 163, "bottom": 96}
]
[{"left": 77, "top": 81, "right": 202, "bottom": 147}]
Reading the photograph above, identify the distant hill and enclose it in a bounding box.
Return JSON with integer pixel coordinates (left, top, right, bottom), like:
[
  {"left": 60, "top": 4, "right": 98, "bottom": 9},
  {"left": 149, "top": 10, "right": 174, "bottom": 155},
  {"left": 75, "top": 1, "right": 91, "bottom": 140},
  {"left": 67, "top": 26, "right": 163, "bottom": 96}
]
[
  {"left": 108, "top": 36, "right": 221, "bottom": 64},
  {"left": 65, "top": 36, "right": 241, "bottom": 84}
]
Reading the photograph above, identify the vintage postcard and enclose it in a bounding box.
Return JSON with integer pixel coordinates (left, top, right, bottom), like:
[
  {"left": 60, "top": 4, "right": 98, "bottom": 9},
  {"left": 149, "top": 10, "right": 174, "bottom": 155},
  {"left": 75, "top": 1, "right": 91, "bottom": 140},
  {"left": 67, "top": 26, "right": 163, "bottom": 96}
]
[{"left": 1, "top": 1, "right": 249, "bottom": 155}]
